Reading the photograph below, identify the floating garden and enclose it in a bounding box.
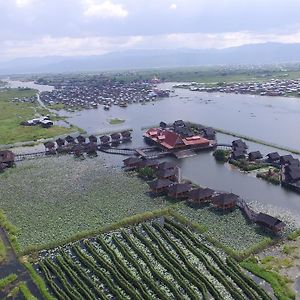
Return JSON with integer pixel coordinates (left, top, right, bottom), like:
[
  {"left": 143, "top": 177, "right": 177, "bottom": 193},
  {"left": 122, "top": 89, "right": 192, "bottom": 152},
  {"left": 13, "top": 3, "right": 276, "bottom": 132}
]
[{"left": 34, "top": 218, "right": 273, "bottom": 300}]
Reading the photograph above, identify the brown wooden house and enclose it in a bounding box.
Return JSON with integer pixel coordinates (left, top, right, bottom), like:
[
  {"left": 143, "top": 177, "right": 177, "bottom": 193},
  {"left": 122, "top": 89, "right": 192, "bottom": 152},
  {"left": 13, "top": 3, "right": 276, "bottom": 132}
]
[
  {"left": 0, "top": 150, "right": 15, "bottom": 168},
  {"left": 255, "top": 213, "right": 286, "bottom": 233},
  {"left": 121, "top": 131, "right": 132, "bottom": 139},
  {"left": 56, "top": 138, "right": 65, "bottom": 147},
  {"left": 44, "top": 141, "right": 56, "bottom": 155},
  {"left": 88, "top": 135, "right": 98, "bottom": 143},
  {"left": 111, "top": 133, "right": 121, "bottom": 141},
  {"left": 65, "top": 135, "right": 75, "bottom": 144},
  {"left": 100, "top": 135, "right": 110, "bottom": 144},
  {"left": 188, "top": 187, "right": 215, "bottom": 205},
  {"left": 158, "top": 161, "right": 177, "bottom": 170},
  {"left": 123, "top": 157, "right": 143, "bottom": 169},
  {"left": 156, "top": 168, "right": 177, "bottom": 180},
  {"left": 266, "top": 152, "right": 280, "bottom": 163},
  {"left": 248, "top": 151, "right": 263, "bottom": 161},
  {"left": 168, "top": 183, "right": 192, "bottom": 199},
  {"left": 139, "top": 159, "right": 160, "bottom": 169},
  {"left": 212, "top": 193, "right": 239, "bottom": 210},
  {"left": 148, "top": 179, "right": 173, "bottom": 193},
  {"left": 77, "top": 135, "right": 86, "bottom": 144},
  {"left": 85, "top": 142, "right": 98, "bottom": 156}
]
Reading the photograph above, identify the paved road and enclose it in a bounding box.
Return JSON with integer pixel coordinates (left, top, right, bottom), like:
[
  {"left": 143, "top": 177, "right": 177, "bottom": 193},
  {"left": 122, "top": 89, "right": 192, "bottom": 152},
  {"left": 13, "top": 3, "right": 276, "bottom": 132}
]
[{"left": 36, "top": 93, "right": 46, "bottom": 109}]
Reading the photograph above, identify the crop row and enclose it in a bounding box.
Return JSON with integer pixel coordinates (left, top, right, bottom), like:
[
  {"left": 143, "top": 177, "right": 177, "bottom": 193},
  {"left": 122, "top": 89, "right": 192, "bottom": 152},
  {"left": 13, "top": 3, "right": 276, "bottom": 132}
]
[
  {"left": 37, "top": 220, "right": 272, "bottom": 299},
  {"left": 165, "top": 218, "right": 272, "bottom": 300}
]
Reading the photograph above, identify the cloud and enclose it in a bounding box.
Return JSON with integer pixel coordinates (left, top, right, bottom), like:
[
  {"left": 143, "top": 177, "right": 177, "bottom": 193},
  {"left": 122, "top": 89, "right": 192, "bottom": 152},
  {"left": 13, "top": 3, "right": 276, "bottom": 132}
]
[
  {"left": 83, "top": 0, "right": 128, "bottom": 18},
  {"left": 0, "top": 35, "right": 143, "bottom": 60},
  {"left": 15, "top": 0, "right": 35, "bottom": 8},
  {"left": 169, "top": 3, "right": 177, "bottom": 10}
]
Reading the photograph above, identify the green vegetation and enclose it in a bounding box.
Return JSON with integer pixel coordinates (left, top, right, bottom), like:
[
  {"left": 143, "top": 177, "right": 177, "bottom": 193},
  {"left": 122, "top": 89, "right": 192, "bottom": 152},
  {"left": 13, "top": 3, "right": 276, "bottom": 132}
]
[
  {"left": 0, "top": 155, "right": 170, "bottom": 253},
  {"left": 261, "top": 255, "right": 294, "bottom": 270},
  {"left": 47, "top": 103, "right": 65, "bottom": 110},
  {"left": 19, "top": 282, "right": 38, "bottom": 300},
  {"left": 176, "top": 202, "right": 275, "bottom": 259},
  {"left": 213, "top": 149, "right": 230, "bottom": 162},
  {"left": 230, "top": 159, "right": 268, "bottom": 171},
  {"left": 0, "top": 273, "right": 17, "bottom": 290},
  {"left": 214, "top": 127, "right": 300, "bottom": 155},
  {"left": 257, "top": 168, "right": 281, "bottom": 185},
  {"left": 0, "top": 235, "right": 6, "bottom": 263},
  {"left": 36, "top": 220, "right": 269, "bottom": 299},
  {"left": 283, "top": 244, "right": 298, "bottom": 255},
  {"left": 0, "top": 209, "right": 19, "bottom": 253},
  {"left": 102, "top": 65, "right": 300, "bottom": 84},
  {"left": 138, "top": 166, "right": 156, "bottom": 180},
  {"left": 0, "top": 89, "right": 79, "bottom": 145},
  {"left": 24, "top": 262, "right": 56, "bottom": 300},
  {"left": 241, "top": 258, "right": 296, "bottom": 300},
  {"left": 288, "top": 229, "right": 300, "bottom": 241},
  {"left": 109, "top": 118, "right": 125, "bottom": 125}
]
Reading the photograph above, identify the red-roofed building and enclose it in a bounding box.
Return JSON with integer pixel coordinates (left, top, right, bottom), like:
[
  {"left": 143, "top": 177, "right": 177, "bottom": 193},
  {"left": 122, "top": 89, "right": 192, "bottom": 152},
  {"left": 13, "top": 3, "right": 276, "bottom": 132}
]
[{"left": 144, "top": 128, "right": 212, "bottom": 151}]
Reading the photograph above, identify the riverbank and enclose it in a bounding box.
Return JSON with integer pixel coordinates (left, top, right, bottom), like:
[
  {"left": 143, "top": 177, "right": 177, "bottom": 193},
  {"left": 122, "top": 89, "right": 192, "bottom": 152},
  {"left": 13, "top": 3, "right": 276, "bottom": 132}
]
[{"left": 0, "top": 88, "right": 81, "bottom": 145}]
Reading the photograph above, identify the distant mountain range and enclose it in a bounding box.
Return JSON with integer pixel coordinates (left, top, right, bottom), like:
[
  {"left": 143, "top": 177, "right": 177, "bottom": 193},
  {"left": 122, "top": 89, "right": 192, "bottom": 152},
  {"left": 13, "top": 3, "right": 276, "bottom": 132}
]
[{"left": 1, "top": 42, "right": 300, "bottom": 74}]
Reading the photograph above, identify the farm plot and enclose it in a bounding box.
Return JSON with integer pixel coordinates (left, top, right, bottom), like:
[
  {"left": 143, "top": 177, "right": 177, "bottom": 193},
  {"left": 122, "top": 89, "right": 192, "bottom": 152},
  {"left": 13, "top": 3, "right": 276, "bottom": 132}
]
[{"left": 35, "top": 219, "right": 273, "bottom": 300}]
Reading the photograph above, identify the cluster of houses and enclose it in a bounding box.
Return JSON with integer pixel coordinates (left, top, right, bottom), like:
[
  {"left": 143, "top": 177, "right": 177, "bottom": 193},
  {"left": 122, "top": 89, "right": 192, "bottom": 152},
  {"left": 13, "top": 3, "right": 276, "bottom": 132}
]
[
  {"left": 44, "top": 131, "right": 132, "bottom": 156},
  {"left": 20, "top": 116, "right": 54, "bottom": 128},
  {"left": 123, "top": 156, "right": 286, "bottom": 233},
  {"left": 144, "top": 120, "right": 216, "bottom": 153},
  {"left": 280, "top": 154, "right": 300, "bottom": 192},
  {"left": 12, "top": 93, "right": 36, "bottom": 104},
  {"left": 189, "top": 79, "right": 300, "bottom": 97},
  {"left": 39, "top": 79, "right": 169, "bottom": 110},
  {"left": 0, "top": 150, "right": 15, "bottom": 172}
]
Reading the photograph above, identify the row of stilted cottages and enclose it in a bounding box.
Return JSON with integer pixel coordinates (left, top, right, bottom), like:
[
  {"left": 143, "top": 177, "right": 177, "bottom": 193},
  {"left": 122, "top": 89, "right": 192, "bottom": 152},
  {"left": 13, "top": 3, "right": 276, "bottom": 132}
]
[
  {"left": 0, "top": 150, "right": 15, "bottom": 172},
  {"left": 123, "top": 157, "right": 179, "bottom": 180},
  {"left": 44, "top": 131, "right": 132, "bottom": 154},
  {"left": 231, "top": 139, "right": 297, "bottom": 167},
  {"left": 148, "top": 178, "right": 239, "bottom": 210}
]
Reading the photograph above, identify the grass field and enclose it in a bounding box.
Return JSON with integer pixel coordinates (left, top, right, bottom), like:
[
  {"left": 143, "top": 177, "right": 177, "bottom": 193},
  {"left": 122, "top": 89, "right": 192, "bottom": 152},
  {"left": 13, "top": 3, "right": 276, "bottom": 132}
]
[
  {"left": 0, "top": 89, "right": 78, "bottom": 145},
  {"left": 0, "top": 236, "right": 6, "bottom": 264},
  {"left": 104, "top": 66, "right": 300, "bottom": 84},
  {"left": 35, "top": 219, "right": 273, "bottom": 300}
]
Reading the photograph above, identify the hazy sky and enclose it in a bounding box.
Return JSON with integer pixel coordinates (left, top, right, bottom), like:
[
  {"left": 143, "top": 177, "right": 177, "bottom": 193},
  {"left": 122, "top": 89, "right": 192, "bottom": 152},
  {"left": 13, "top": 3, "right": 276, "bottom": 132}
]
[{"left": 1, "top": 0, "right": 300, "bottom": 60}]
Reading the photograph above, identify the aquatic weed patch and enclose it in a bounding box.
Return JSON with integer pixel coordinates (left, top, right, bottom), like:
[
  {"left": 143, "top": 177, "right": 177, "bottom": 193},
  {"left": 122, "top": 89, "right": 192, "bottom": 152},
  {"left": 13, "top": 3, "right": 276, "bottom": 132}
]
[
  {"left": 176, "top": 203, "right": 274, "bottom": 253},
  {"left": 0, "top": 156, "right": 168, "bottom": 252}
]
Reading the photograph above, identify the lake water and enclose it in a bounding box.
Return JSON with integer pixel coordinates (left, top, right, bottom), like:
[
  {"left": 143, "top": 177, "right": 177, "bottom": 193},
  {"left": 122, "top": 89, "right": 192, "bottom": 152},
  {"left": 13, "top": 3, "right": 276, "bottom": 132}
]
[
  {"left": 5, "top": 79, "right": 54, "bottom": 92},
  {"left": 8, "top": 80, "right": 300, "bottom": 222}
]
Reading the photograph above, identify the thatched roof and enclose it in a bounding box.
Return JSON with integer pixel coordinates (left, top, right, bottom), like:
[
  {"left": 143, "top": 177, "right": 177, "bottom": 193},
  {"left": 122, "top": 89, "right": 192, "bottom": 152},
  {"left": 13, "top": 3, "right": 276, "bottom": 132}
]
[
  {"left": 88, "top": 135, "right": 98, "bottom": 143},
  {"left": 0, "top": 150, "right": 15, "bottom": 163},
  {"left": 212, "top": 193, "right": 239, "bottom": 206},
  {"left": 158, "top": 161, "right": 177, "bottom": 170},
  {"left": 255, "top": 213, "right": 285, "bottom": 231},
  {"left": 188, "top": 187, "right": 215, "bottom": 200},
  {"left": 168, "top": 183, "right": 191, "bottom": 195},
  {"left": 156, "top": 168, "right": 177, "bottom": 178},
  {"left": 148, "top": 179, "right": 173, "bottom": 190},
  {"left": 123, "top": 157, "right": 143, "bottom": 166}
]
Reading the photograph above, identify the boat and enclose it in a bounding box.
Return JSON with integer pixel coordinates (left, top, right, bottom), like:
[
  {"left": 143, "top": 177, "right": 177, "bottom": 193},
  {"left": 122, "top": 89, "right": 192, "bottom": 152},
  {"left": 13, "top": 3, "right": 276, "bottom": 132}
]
[{"left": 104, "top": 105, "right": 110, "bottom": 110}]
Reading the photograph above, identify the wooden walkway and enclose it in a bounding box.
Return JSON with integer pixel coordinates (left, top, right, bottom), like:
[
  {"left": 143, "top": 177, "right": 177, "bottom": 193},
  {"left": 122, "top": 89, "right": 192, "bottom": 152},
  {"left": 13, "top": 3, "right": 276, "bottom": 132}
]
[{"left": 237, "top": 199, "right": 258, "bottom": 221}]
